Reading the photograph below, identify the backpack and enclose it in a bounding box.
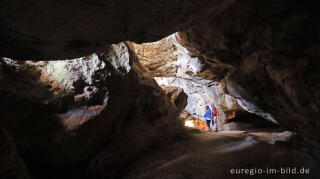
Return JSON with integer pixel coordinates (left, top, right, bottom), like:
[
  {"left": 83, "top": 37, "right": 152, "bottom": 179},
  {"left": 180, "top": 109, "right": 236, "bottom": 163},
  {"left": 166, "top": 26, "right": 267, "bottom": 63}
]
[{"left": 212, "top": 106, "right": 219, "bottom": 116}]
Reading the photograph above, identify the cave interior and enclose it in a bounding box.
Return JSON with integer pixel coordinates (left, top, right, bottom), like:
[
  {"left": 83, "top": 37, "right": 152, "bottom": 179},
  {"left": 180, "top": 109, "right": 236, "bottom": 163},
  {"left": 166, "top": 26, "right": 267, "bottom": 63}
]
[{"left": 0, "top": 1, "right": 319, "bottom": 179}]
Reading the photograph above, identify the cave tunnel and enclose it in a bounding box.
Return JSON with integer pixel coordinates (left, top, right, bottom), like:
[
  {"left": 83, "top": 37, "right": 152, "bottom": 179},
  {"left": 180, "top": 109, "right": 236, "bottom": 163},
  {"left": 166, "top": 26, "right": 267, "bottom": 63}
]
[
  {"left": 0, "top": 1, "right": 320, "bottom": 179},
  {"left": 131, "top": 34, "right": 282, "bottom": 133}
]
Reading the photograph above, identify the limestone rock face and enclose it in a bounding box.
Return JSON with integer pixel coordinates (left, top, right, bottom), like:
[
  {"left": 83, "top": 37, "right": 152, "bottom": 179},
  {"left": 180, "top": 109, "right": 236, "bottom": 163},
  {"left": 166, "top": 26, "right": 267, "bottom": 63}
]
[
  {"left": 0, "top": 0, "right": 236, "bottom": 60},
  {"left": 132, "top": 36, "right": 242, "bottom": 130},
  {"left": 0, "top": 124, "right": 30, "bottom": 179},
  {"left": 0, "top": 42, "right": 183, "bottom": 178},
  {"left": 132, "top": 37, "right": 179, "bottom": 77},
  {"left": 177, "top": 0, "right": 320, "bottom": 143},
  {"left": 161, "top": 86, "right": 188, "bottom": 111}
]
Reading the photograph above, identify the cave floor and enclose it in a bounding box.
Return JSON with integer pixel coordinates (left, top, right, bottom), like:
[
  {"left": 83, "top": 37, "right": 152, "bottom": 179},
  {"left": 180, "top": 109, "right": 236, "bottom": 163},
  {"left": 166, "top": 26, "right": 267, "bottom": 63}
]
[{"left": 122, "top": 130, "right": 320, "bottom": 179}]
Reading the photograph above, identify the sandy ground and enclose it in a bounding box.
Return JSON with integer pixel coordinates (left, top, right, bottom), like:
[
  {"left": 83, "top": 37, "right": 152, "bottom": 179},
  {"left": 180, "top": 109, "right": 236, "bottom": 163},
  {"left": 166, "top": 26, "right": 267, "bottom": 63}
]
[{"left": 122, "top": 130, "right": 320, "bottom": 179}]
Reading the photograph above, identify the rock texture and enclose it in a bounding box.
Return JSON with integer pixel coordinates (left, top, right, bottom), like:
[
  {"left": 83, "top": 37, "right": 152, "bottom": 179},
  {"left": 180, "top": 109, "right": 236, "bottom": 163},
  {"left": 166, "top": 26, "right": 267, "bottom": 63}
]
[
  {"left": 0, "top": 124, "right": 30, "bottom": 179},
  {"left": 177, "top": 0, "right": 320, "bottom": 143},
  {"left": 0, "top": 1, "right": 319, "bottom": 177},
  {"left": 161, "top": 86, "right": 188, "bottom": 110},
  {"left": 123, "top": 131, "right": 320, "bottom": 179},
  {"left": 0, "top": 42, "right": 185, "bottom": 178},
  {"left": 132, "top": 38, "right": 178, "bottom": 77},
  {"left": 0, "top": 0, "right": 236, "bottom": 60},
  {"left": 132, "top": 36, "right": 243, "bottom": 130},
  {"left": 2, "top": 0, "right": 317, "bottom": 142},
  {"left": 223, "top": 111, "right": 281, "bottom": 132}
]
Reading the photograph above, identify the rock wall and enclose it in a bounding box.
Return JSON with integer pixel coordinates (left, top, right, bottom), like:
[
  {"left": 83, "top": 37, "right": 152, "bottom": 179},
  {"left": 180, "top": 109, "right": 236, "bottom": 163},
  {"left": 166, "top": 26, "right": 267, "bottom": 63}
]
[
  {"left": 0, "top": 0, "right": 318, "bottom": 166},
  {"left": 0, "top": 0, "right": 236, "bottom": 60},
  {"left": 0, "top": 42, "right": 185, "bottom": 178},
  {"left": 177, "top": 0, "right": 320, "bottom": 143},
  {"left": 132, "top": 37, "right": 179, "bottom": 77},
  {"left": 132, "top": 36, "right": 242, "bottom": 130},
  {"left": 0, "top": 124, "right": 30, "bottom": 179},
  {"left": 161, "top": 86, "right": 188, "bottom": 110}
]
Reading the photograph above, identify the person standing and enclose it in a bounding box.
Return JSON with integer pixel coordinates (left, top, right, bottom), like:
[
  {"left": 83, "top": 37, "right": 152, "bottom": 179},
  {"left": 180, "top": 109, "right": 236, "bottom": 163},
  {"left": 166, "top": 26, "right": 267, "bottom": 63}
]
[
  {"left": 211, "top": 103, "right": 219, "bottom": 132},
  {"left": 204, "top": 106, "right": 212, "bottom": 132}
]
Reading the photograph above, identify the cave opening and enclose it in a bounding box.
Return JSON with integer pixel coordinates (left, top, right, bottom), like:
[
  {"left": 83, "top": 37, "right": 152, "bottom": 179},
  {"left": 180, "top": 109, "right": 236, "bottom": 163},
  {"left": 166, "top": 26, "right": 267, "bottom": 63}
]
[
  {"left": 1, "top": 35, "right": 305, "bottom": 179},
  {"left": 131, "top": 33, "right": 283, "bottom": 134}
]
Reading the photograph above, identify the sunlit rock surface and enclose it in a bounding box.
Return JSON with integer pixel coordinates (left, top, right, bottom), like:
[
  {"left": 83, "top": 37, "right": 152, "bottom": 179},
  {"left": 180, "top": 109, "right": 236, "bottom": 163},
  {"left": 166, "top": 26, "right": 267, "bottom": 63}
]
[
  {"left": 177, "top": 0, "right": 320, "bottom": 144},
  {"left": 132, "top": 38, "right": 178, "bottom": 77},
  {"left": 132, "top": 36, "right": 242, "bottom": 130},
  {"left": 0, "top": 42, "right": 184, "bottom": 178}
]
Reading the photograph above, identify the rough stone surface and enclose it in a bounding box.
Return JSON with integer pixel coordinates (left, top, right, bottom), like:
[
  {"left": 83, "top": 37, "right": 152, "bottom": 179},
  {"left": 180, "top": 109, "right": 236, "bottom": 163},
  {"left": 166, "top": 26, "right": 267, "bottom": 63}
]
[
  {"left": 161, "top": 86, "right": 188, "bottom": 111},
  {"left": 0, "top": 42, "right": 184, "bottom": 178},
  {"left": 123, "top": 131, "right": 320, "bottom": 179},
  {"left": 0, "top": 0, "right": 236, "bottom": 60},
  {"left": 132, "top": 37, "right": 179, "bottom": 77},
  {"left": 177, "top": 0, "right": 320, "bottom": 143},
  {"left": 132, "top": 36, "right": 242, "bottom": 130},
  {"left": 223, "top": 111, "right": 281, "bottom": 132},
  {"left": 88, "top": 43, "right": 186, "bottom": 179},
  {"left": 0, "top": 124, "right": 30, "bottom": 179},
  {"left": 0, "top": 0, "right": 319, "bottom": 177}
]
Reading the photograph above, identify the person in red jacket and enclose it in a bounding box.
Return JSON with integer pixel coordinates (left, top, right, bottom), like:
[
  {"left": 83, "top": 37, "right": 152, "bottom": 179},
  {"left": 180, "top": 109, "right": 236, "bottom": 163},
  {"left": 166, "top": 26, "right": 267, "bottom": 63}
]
[{"left": 210, "top": 103, "right": 219, "bottom": 132}]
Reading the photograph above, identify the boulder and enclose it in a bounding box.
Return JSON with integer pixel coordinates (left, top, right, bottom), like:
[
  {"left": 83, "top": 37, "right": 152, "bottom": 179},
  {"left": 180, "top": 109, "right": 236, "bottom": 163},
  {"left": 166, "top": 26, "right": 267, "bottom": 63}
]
[{"left": 0, "top": 42, "right": 183, "bottom": 178}]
